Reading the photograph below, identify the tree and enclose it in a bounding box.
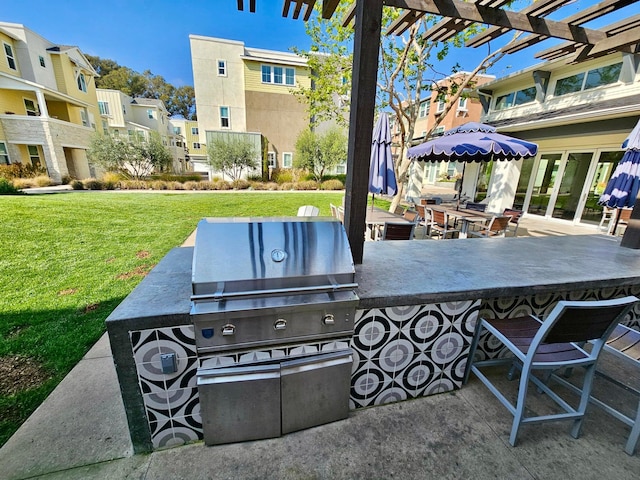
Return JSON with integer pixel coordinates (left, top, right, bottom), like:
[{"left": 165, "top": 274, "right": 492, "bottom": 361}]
[
  {"left": 294, "top": 1, "right": 522, "bottom": 212},
  {"left": 295, "top": 128, "right": 347, "bottom": 182},
  {"left": 88, "top": 132, "right": 172, "bottom": 180},
  {"left": 207, "top": 137, "right": 258, "bottom": 181}
]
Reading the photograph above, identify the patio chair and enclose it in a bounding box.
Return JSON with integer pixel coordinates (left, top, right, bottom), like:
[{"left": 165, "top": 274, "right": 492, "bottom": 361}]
[
  {"left": 415, "top": 204, "right": 431, "bottom": 238},
  {"left": 464, "top": 296, "right": 638, "bottom": 447},
  {"left": 503, "top": 208, "right": 524, "bottom": 236},
  {"left": 381, "top": 222, "right": 415, "bottom": 240},
  {"left": 427, "top": 209, "right": 459, "bottom": 239},
  {"left": 465, "top": 202, "right": 487, "bottom": 212},
  {"left": 599, "top": 207, "right": 616, "bottom": 233},
  {"left": 297, "top": 205, "right": 320, "bottom": 216},
  {"left": 469, "top": 215, "right": 512, "bottom": 238},
  {"left": 613, "top": 208, "right": 633, "bottom": 236},
  {"left": 402, "top": 209, "right": 419, "bottom": 223}
]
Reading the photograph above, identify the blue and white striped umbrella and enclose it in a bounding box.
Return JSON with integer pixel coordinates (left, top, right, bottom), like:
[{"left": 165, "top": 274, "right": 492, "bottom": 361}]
[
  {"left": 369, "top": 112, "right": 397, "bottom": 197},
  {"left": 599, "top": 119, "right": 640, "bottom": 208}
]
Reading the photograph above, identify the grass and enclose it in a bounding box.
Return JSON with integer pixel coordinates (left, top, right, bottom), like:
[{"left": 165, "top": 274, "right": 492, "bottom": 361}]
[{"left": 0, "top": 191, "right": 347, "bottom": 446}]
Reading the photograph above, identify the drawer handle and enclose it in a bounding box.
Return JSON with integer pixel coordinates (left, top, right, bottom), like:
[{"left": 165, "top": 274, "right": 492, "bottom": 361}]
[
  {"left": 221, "top": 324, "right": 235, "bottom": 336},
  {"left": 274, "top": 319, "right": 287, "bottom": 330},
  {"left": 323, "top": 314, "right": 335, "bottom": 325}
]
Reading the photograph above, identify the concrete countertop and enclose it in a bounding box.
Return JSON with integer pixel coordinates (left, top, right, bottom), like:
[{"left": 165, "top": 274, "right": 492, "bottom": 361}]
[{"left": 106, "top": 234, "right": 640, "bottom": 328}]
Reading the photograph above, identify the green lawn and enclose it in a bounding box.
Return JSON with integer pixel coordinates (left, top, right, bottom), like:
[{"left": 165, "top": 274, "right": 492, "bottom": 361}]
[{"left": 0, "top": 191, "right": 346, "bottom": 446}]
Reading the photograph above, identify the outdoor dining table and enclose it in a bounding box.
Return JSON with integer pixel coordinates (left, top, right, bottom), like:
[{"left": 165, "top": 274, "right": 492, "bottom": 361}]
[
  {"left": 365, "top": 206, "right": 413, "bottom": 240},
  {"left": 431, "top": 206, "right": 494, "bottom": 239}
]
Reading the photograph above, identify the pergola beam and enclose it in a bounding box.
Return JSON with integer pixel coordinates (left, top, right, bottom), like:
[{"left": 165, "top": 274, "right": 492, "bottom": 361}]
[{"left": 384, "top": 0, "right": 607, "bottom": 44}]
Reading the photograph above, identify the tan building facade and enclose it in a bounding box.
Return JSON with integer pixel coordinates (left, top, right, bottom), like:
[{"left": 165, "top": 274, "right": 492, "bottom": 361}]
[
  {"left": 189, "top": 34, "right": 311, "bottom": 178},
  {"left": 0, "top": 22, "right": 100, "bottom": 182}
]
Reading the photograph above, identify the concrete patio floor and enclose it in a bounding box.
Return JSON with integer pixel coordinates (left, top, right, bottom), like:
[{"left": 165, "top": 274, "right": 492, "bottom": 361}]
[{"left": 0, "top": 331, "right": 638, "bottom": 480}]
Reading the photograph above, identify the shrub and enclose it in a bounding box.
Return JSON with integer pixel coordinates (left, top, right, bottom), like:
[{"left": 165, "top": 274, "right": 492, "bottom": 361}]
[
  {"left": 232, "top": 179, "right": 250, "bottom": 190},
  {"left": 83, "top": 178, "right": 104, "bottom": 190},
  {"left": 168, "top": 181, "right": 184, "bottom": 190},
  {"left": 70, "top": 180, "right": 84, "bottom": 190},
  {"left": 0, "top": 163, "right": 45, "bottom": 179},
  {"left": 279, "top": 182, "right": 294, "bottom": 190},
  {"left": 12, "top": 178, "right": 33, "bottom": 189},
  {"left": 0, "top": 177, "right": 21, "bottom": 194},
  {"left": 271, "top": 168, "right": 293, "bottom": 184},
  {"left": 150, "top": 180, "right": 169, "bottom": 190},
  {"left": 150, "top": 173, "right": 204, "bottom": 183},
  {"left": 265, "top": 182, "right": 279, "bottom": 191},
  {"left": 246, "top": 173, "right": 264, "bottom": 182},
  {"left": 61, "top": 175, "right": 72, "bottom": 185},
  {"left": 34, "top": 176, "right": 54, "bottom": 187},
  {"left": 183, "top": 181, "right": 198, "bottom": 190},
  {"left": 196, "top": 181, "right": 213, "bottom": 190},
  {"left": 211, "top": 180, "right": 232, "bottom": 190},
  {"left": 120, "top": 180, "right": 147, "bottom": 190},
  {"left": 320, "top": 179, "right": 344, "bottom": 190},
  {"left": 294, "top": 180, "right": 318, "bottom": 190},
  {"left": 102, "top": 172, "right": 123, "bottom": 189}
]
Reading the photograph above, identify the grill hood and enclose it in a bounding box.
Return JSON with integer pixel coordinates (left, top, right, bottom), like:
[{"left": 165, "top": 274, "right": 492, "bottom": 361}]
[{"left": 191, "top": 217, "right": 356, "bottom": 300}]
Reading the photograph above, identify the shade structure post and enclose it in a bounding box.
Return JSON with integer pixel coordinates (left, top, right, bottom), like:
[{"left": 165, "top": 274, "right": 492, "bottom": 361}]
[
  {"left": 620, "top": 198, "right": 640, "bottom": 249},
  {"left": 344, "top": 0, "right": 383, "bottom": 265}
]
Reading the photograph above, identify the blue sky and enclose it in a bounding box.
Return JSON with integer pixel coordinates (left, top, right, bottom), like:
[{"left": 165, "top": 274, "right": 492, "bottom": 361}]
[{"left": 1, "top": 0, "right": 634, "bottom": 87}]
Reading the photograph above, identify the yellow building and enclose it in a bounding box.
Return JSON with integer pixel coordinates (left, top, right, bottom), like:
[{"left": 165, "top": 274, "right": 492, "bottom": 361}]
[
  {"left": 169, "top": 118, "right": 203, "bottom": 172},
  {"left": 189, "top": 35, "right": 312, "bottom": 179},
  {"left": 0, "top": 22, "right": 100, "bottom": 182}
]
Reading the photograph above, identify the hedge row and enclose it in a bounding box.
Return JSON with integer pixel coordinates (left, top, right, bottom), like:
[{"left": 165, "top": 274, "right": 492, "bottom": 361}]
[{"left": 69, "top": 178, "right": 345, "bottom": 191}]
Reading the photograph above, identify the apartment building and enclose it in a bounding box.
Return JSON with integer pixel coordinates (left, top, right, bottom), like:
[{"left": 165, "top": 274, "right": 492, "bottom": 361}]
[
  {"left": 398, "top": 72, "right": 494, "bottom": 198},
  {"left": 473, "top": 52, "right": 640, "bottom": 224},
  {"left": 96, "top": 89, "right": 187, "bottom": 172},
  {"left": 0, "top": 22, "right": 100, "bottom": 182},
  {"left": 189, "top": 35, "right": 312, "bottom": 179},
  {"left": 169, "top": 118, "right": 205, "bottom": 170}
]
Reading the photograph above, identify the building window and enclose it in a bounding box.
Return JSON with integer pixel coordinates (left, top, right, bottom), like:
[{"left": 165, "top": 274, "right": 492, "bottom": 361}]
[
  {"left": 262, "top": 65, "right": 271, "bottom": 83},
  {"left": 193, "top": 142, "right": 201, "bottom": 149},
  {"left": 261, "top": 64, "right": 295, "bottom": 85},
  {"left": 122, "top": 104, "right": 126, "bottom": 115},
  {"left": 0, "top": 142, "right": 10, "bottom": 165},
  {"left": 285, "top": 68, "right": 295, "bottom": 86},
  {"left": 335, "top": 164, "right": 346, "bottom": 174},
  {"left": 218, "top": 59, "right": 227, "bottom": 76},
  {"left": 80, "top": 110, "right": 89, "bottom": 127},
  {"left": 495, "top": 86, "right": 537, "bottom": 110},
  {"left": 433, "top": 126, "right": 445, "bottom": 136},
  {"left": 418, "top": 101, "right": 430, "bottom": 118},
  {"left": 458, "top": 97, "right": 468, "bottom": 110},
  {"left": 267, "top": 151, "right": 276, "bottom": 168},
  {"left": 98, "top": 101, "right": 110, "bottom": 115},
  {"left": 220, "top": 106, "right": 230, "bottom": 128},
  {"left": 102, "top": 120, "right": 109, "bottom": 134},
  {"left": 554, "top": 62, "right": 622, "bottom": 97},
  {"left": 173, "top": 126, "right": 181, "bottom": 135},
  {"left": 39, "top": 55, "right": 46, "bottom": 68},
  {"left": 283, "top": 152, "right": 293, "bottom": 168},
  {"left": 3, "top": 42, "right": 16, "bottom": 70},
  {"left": 191, "top": 126, "right": 199, "bottom": 135},
  {"left": 76, "top": 71, "right": 87, "bottom": 92},
  {"left": 147, "top": 109, "right": 154, "bottom": 119},
  {"left": 436, "top": 99, "right": 446, "bottom": 113},
  {"left": 27, "top": 145, "right": 41, "bottom": 167},
  {"left": 24, "top": 99, "right": 38, "bottom": 116}
]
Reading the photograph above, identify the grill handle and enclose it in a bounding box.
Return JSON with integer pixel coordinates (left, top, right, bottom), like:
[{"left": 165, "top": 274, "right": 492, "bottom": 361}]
[{"left": 191, "top": 282, "right": 358, "bottom": 303}]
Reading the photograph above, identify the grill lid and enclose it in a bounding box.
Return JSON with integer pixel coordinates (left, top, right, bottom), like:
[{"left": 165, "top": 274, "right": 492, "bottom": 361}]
[{"left": 191, "top": 217, "right": 356, "bottom": 299}]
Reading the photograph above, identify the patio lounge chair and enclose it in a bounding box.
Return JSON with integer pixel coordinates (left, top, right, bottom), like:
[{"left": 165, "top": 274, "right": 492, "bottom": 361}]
[
  {"left": 503, "top": 208, "right": 524, "bottom": 236},
  {"left": 427, "top": 209, "right": 459, "bottom": 239},
  {"left": 464, "top": 296, "right": 638, "bottom": 447},
  {"left": 469, "top": 215, "right": 512, "bottom": 238}
]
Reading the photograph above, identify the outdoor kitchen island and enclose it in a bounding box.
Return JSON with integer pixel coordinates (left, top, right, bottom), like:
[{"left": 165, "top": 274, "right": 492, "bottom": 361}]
[{"left": 106, "top": 231, "right": 640, "bottom": 453}]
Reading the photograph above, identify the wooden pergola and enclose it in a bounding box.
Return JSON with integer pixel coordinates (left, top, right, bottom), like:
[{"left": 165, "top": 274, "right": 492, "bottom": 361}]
[{"left": 237, "top": 0, "right": 640, "bottom": 263}]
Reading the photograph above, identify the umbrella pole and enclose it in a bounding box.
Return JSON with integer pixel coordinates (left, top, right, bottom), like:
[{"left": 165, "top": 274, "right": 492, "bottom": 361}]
[{"left": 457, "top": 163, "right": 466, "bottom": 211}]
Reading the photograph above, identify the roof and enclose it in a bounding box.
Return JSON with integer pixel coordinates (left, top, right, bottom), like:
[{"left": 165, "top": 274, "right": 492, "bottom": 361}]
[{"left": 131, "top": 98, "right": 166, "bottom": 109}]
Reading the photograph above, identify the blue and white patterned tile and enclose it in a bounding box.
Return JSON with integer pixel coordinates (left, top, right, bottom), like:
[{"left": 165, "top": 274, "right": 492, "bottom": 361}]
[
  {"left": 171, "top": 417, "right": 203, "bottom": 444},
  {"left": 406, "top": 309, "right": 451, "bottom": 352},
  {"left": 372, "top": 386, "right": 408, "bottom": 406},
  {"left": 376, "top": 338, "right": 417, "bottom": 378},
  {"left": 131, "top": 330, "right": 159, "bottom": 366},
  {"left": 352, "top": 311, "right": 400, "bottom": 359},
  {"left": 350, "top": 361, "right": 392, "bottom": 407},
  {"left": 429, "top": 332, "right": 466, "bottom": 369},
  {"left": 385, "top": 304, "right": 424, "bottom": 327},
  {"left": 157, "top": 326, "right": 196, "bottom": 357},
  {"left": 394, "top": 353, "right": 438, "bottom": 397}
]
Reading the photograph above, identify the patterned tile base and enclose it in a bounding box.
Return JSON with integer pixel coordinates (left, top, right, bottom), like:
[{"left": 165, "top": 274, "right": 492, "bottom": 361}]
[{"left": 128, "top": 287, "right": 640, "bottom": 450}]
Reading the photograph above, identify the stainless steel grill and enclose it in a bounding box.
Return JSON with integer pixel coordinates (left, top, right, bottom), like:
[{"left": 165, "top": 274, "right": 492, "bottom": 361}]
[{"left": 190, "top": 217, "right": 359, "bottom": 445}]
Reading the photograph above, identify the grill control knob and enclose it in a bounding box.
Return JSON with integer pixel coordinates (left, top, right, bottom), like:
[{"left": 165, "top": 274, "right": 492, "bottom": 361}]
[
  {"left": 323, "top": 314, "right": 335, "bottom": 325},
  {"left": 221, "top": 324, "right": 235, "bottom": 336},
  {"left": 274, "top": 319, "right": 287, "bottom": 330}
]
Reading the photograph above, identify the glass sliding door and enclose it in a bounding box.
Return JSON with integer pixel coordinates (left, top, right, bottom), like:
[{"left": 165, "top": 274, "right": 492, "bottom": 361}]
[
  {"left": 527, "top": 153, "right": 562, "bottom": 215},
  {"left": 580, "top": 150, "right": 623, "bottom": 224},
  {"left": 551, "top": 152, "right": 592, "bottom": 220}
]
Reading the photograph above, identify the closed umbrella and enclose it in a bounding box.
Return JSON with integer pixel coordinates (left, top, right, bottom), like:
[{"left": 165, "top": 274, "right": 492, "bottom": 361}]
[
  {"left": 599, "top": 118, "right": 640, "bottom": 208},
  {"left": 598, "top": 118, "right": 640, "bottom": 233},
  {"left": 407, "top": 122, "right": 538, "bottom": 208},
  {"left": 369, "top": 112, "right": 397, "bottom": 209}
]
